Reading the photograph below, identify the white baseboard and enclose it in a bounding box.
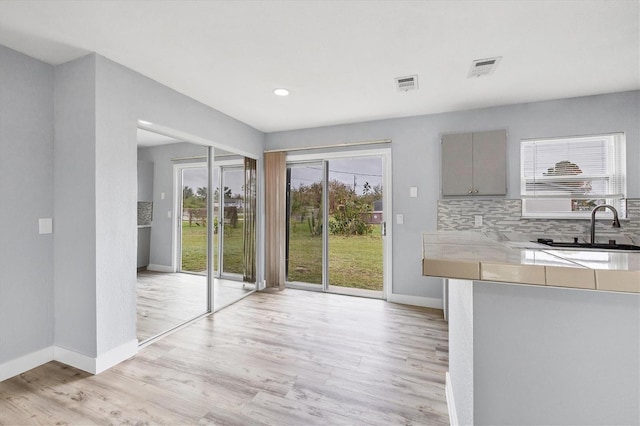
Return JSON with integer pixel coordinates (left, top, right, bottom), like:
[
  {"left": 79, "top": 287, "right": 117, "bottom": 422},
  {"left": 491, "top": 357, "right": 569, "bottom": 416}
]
[
  {"left": 55, "top": 339, "right": 139, "bottom": 374},
  {"left": 54, "top": 346, "right": 96, "bottom": 374},
  {"left": 1, "top": 340, "right": 139, "bottom": 382},
  {"left": 387, "top": 292, "right": 443, "bottom": 309},
  {"left": 95, "top": 339, "right": 138, "bottom": 374},
  {"left": 0, "top": 347, "right": 54, "bottom": 382},
  {"left": 445, "top": 372, "right": 459, "bottom": 426},
  {"left": 146, "top": 264, "right": 175, "bottom": 273}
]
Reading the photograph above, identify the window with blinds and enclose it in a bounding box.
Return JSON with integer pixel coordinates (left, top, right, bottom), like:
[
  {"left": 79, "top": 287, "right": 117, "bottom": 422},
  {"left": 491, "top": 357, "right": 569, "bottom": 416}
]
[{"left": 520, "top": 133, "right": 626, "bottom": 218}]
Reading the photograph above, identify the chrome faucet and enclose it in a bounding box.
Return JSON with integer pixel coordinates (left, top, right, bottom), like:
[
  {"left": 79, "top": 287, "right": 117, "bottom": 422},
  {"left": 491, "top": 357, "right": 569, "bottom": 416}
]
[{"left": 590, "top": 204, "right": 621, "bottom": 244}]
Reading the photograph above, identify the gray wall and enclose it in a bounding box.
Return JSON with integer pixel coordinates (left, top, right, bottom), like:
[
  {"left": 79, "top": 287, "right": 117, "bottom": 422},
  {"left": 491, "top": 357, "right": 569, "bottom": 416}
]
[
  {"left": 0, "top": 45, "right": 55, "bottom": 363},
  {"left": 265, "top": 91, "right": 640, "bottom": 300},
  {"left": 137, "top": 161, "right": 154, "bottom": 203},
  {"left": 53, "top": 54, "right": 98, "bottom": 356},
  {"left": 91, "top": 54, "right": 264, "bottom": 355},
  {"left": 2, "top": 48, "right": 264, "bottom": 370},
  {"left": 473, "top": 282, "right": 639, "bottom": 425},
  {"left": 138, "top": 143, "right": 208, "bottom": 269}
]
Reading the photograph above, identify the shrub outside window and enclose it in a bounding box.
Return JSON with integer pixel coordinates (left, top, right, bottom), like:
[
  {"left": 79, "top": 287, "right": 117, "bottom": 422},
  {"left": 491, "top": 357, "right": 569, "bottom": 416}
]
[{"left": 520, "top": 133, "right": 626, "bottom": 218}]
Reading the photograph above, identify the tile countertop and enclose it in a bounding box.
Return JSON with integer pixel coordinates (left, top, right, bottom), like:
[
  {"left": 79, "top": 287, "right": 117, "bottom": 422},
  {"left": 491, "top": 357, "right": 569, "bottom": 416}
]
[{"left": 422, "top": 231, "right": 640, "bottom": 293}]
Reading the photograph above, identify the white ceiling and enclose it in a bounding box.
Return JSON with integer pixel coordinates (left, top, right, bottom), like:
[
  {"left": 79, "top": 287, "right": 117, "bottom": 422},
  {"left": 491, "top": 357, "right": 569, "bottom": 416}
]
[{"left": 1, "top": 1, "right": 638, "bottom": 133}]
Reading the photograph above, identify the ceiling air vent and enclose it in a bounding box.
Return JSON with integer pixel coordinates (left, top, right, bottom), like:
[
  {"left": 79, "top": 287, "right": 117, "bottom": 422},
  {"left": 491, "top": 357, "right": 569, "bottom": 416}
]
[
  {"left": 468, "top": 56, "right": 502, "bottom": 78},
  {"left": 395, "top": 75, "right": 418, "bottom": 92}
]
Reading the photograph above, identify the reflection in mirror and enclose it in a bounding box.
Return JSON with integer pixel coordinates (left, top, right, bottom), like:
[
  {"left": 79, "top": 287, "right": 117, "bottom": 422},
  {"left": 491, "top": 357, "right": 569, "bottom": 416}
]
[
  {"left": 211, "top": 151, "right": 257, "bottom": 311},
  {"left": 136, "top": 128, "right": 209, "bottom": 343},
  {"left": 136, "top": 128, "right": 258, "bottom": 343}
]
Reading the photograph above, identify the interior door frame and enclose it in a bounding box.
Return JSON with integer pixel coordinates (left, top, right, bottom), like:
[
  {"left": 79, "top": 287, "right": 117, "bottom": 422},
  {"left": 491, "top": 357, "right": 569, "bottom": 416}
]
[{"left": 285, "top": 147, "right": 392, "bottom": 299}]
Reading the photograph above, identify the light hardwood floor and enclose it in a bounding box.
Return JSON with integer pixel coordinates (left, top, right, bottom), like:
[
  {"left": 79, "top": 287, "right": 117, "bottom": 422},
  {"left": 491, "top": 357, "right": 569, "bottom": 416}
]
[
  {"left": 137, "top": 271, "right": 254, "bottom": 342},
  {"left": 0, "top": 289, "right": 449, "bottom": 425}
]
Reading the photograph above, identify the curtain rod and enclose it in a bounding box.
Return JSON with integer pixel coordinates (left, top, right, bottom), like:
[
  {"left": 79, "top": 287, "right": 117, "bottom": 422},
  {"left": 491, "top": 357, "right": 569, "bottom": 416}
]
[{"left": 264, "top": 138, "right": 392, "bottom": 153}]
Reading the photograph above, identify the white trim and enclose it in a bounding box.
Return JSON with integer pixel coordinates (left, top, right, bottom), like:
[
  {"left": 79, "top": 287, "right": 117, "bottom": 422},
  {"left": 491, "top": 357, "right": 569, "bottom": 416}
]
[
  {"left": 265, "top": 139, "right": 391, "bottom": 153},
  {"left": 54, "top": 340, "right": 138, "bottom": 375},
  {"left": 0, "top": 339, "right": 138, "bottom": 381},
  {"left": 328, "top": 285, "right": 385, "bottom": 299},
  {"left": 94, "top": 339, "right": 138, "bottom": 374},
  {"left": 446, "top": 372, "right": 459, "bottom": 426},
  {"left": 146, "top": 263, "right": 175, "bottom": 273},
  {"left": 53, "top": 346, "right": 96, "bottom": 373},
  {"left": 0, "top": 347, "right": 54, "bottom": 382},
  {"left": 382, "top": 149, "right": 392, "bottom": 301},
  {"left": 286, "top": 147, "right": 392, "bottom": 162},
  {"left": 387, "top": 292, "right": 443, "bottom": 309},
  {"left": 137, "top": 120, "right": 258, "bottom": 160}
]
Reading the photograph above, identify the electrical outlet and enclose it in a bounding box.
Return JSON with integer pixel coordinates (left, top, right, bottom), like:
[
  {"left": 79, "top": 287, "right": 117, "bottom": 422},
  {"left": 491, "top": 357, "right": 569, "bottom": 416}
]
[{"left": 474, "top": 215, "right": 483, "bottom": 227}]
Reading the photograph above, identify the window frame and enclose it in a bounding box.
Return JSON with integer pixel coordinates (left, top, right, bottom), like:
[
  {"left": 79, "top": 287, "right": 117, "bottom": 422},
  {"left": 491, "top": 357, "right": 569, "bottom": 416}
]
[{"left": 520, "top": 133, "right": 626, "bottom": 219}]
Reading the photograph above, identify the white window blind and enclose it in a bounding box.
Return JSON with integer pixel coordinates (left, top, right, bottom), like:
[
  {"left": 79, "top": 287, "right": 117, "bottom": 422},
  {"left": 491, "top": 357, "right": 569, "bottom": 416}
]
[{"left": 520, "top": 133, "right": 626, "bottom": 217}]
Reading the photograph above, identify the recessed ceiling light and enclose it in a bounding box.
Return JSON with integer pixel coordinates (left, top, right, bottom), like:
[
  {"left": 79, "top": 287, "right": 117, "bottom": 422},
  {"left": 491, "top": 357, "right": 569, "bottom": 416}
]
[{"left": 273, "top": 88, "right": 290, "bottom": 96}]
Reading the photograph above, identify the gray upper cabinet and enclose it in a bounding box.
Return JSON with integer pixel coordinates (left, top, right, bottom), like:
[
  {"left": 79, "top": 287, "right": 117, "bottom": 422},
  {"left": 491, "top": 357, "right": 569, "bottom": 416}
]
[{"left": 441, "top": 129, "right": 507, "bottom": 196}]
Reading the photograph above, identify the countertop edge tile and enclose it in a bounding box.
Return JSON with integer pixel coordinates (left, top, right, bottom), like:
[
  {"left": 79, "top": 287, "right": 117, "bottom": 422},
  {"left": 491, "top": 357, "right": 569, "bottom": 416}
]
[
  {"left": 423, "top": 258, "right": 480, "bottom": 280},
  {"left": 595, "top": 270, "right": 640, "bottom": 293},
  {"left": 543, "top": 266, "right": 596, "bottom": 289},
  {"left": 480, "top": 262, "right": 546, "bottom": 285}
]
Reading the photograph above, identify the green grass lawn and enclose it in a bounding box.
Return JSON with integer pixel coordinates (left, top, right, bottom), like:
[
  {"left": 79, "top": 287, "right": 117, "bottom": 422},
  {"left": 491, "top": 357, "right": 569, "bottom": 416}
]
[
  {"left": 181, "top": 220, "right": 244, "bottom": 274},
  {"left": 181, "top": 220, "right": 383, "bottom": 291},
  {"left": 181, "top": 221, "right": 207, "bottom": 272}
]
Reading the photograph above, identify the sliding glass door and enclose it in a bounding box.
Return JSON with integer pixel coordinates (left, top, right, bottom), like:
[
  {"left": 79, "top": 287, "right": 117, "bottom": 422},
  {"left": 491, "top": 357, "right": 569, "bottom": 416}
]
[
  {"left": 286, "top": 163, "right": 323, "bottom": 286},
  {"left": 285, "top": 151, "right": 389, "bottom": 298},
  {"left": 179, "top": 165, "right": 209, "bottom": 274},
  {"left": 327, "top": 157, "right": 384, "bottom": 293},
  {"left": 210, "top": 160, "right": 257, "bottom": 310},
  {"left": 219, "top": 166, "right": 244, "bottom": 277}
]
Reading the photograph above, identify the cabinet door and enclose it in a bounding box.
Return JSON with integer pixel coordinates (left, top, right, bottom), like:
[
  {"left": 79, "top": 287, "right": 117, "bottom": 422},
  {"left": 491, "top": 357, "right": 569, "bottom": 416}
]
[
  {"left": 442, "top": 132, "right": 473, "bottom": 196},
  {"left": 472, "top": 129, "right": 507, "bottom": 195}
]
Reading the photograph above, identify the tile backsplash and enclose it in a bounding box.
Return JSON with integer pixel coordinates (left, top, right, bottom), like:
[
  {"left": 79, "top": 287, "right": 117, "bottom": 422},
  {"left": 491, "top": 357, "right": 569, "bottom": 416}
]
[
  {"left": 137, "top": 201, "right": 153, "bottom": 226},
  {"left": 438, "top": 199, "right": 640, "bottom": 243}
]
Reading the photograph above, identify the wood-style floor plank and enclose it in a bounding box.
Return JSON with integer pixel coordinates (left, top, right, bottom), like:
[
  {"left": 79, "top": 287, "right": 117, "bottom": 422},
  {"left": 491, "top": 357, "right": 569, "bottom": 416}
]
[
  {"left": 0, "top": 289, "right": 449, "bottom": 425},
  {"left": 137, "top": 271, "right": 253, "bottom": 341}
]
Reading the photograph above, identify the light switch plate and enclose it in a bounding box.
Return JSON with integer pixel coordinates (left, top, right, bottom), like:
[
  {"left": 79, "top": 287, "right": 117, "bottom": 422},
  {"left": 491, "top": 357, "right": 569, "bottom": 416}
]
[
  {"left": 475, "top": 215, "right": 483, "bottom": 227},
  {"left": 410, "top": 187, "right": 418, "bottom": 198},
  {"left": 39, "top": 218, "right": 53, "bottom": 234},
  {"left": 396, "top": 214, "right": 404, "bottom": 224}
]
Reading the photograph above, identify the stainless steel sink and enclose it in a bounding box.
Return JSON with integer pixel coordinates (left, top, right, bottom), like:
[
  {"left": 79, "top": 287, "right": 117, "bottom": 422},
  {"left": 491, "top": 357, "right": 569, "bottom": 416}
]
[{"left": 533, "top": 238, "right": 640, "bottom": 252}]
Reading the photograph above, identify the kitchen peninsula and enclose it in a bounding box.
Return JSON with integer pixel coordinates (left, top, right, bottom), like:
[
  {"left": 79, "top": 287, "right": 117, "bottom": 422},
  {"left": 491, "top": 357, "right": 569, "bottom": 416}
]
[{"left": 423, "top": 232, "right": 640, "bottom": 426}]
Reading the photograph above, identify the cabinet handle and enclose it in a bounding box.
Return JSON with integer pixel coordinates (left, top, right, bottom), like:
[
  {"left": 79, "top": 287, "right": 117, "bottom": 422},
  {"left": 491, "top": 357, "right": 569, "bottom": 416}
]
[
  {"left": 468, "top": 189, "right": 473, "bottom": 194},
  {"left": 473, "top": 189, "right": 479, "bottom": 194}
]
